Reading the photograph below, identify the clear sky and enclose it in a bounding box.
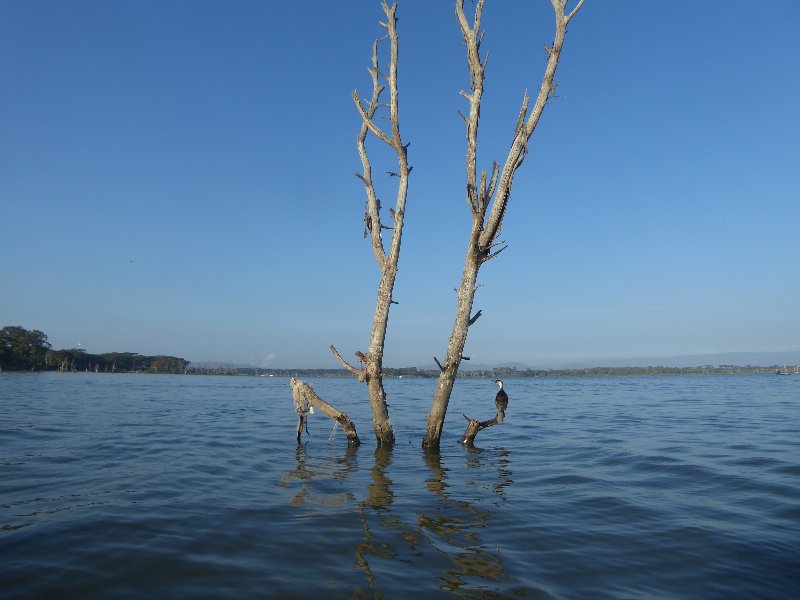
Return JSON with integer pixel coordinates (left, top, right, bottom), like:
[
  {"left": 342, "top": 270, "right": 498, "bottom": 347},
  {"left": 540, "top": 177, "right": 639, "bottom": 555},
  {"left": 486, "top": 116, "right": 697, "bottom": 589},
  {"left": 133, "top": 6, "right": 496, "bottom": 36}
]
[{"left": 2, "top": 1, "right": 798, "bottom": 368}]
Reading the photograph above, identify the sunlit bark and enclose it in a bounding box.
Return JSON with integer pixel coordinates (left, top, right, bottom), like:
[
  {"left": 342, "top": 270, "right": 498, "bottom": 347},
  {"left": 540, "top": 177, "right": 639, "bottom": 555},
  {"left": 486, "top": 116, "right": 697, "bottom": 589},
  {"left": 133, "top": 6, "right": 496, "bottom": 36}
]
[
  {"left": 292, "top": 378, "right": 361, "bottom": 446},
  {"left": 322, "top": 2, "right": 410, "bottom": 446},
  {"left": 423, "top": 0, "right": 585, "bottom": 448}
]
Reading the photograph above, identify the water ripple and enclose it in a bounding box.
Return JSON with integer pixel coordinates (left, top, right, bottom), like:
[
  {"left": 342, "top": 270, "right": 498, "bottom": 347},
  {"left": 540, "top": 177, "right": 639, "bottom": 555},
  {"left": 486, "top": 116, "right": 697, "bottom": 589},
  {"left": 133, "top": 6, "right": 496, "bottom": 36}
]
[{"left": 1, "top": 373, "right": 799, "bottom": 598}]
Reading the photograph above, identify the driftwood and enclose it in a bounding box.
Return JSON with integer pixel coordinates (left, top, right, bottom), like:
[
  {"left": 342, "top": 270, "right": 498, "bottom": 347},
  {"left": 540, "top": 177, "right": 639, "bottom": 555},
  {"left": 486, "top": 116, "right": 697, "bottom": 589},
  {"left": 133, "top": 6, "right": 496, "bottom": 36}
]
[
  {"left": 291, "top": 378, "right": 361, "bottom": 446},
  {"left": 460, "top": 410, "right": 505, "bottom": 446}
]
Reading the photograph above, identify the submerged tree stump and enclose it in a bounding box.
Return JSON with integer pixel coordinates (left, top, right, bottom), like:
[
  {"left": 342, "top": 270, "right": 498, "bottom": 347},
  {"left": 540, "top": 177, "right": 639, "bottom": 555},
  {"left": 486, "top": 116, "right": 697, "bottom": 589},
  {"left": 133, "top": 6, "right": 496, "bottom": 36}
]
[
  {"left": 460, "top": 410, "right": 505, "bottom": 446},
  {"left": 291, "top": 378, "right": 361, "bottom": 446}
]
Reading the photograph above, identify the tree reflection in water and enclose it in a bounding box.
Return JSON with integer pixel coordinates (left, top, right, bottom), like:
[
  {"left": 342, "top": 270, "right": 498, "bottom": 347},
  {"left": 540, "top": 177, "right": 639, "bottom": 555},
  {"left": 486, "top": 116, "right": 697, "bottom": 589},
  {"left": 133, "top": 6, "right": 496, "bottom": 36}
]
[
  {"left": 420, "top": 448, "right": 510, "bottom": 595},
  {"left": 282, "top": 442, "right": 520, "bottom": 597},
  {"left": 465, "top": 445, "right": 514, "bottom": 502},
  {"left": 355, "top": 446, "right": 517, "bottom": 597},
  {"left": 354, "top": 444, "right": 417, "bottom": 599},
  {"left": 278, "top": 443, "right": 358, "bottom": 508}
]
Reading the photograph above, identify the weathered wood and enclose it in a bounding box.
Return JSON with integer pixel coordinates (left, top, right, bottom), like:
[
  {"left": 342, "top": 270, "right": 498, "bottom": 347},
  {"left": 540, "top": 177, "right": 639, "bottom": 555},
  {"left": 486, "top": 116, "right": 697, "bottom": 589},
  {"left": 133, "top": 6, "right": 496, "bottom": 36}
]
[
  {"left": 423, "top": 0, "right": 584, "bottom": 449},
  {"left": 296, "top": 413, "right": 308, "bottom": 444},
  {"left": 460, "top": 411, "right": 505, "bottom": 446},
  {"left": 291, "top": 378, "right": 361, "bottom": 446},
  {"left": 329, "top": 1, "right": 412, "bottom": 447},
  {"left": 329, "top": 345, "right": 365, "bottom": 381},
  {"left": 477, "top": 0, "right": 585, "bottom": 251}
]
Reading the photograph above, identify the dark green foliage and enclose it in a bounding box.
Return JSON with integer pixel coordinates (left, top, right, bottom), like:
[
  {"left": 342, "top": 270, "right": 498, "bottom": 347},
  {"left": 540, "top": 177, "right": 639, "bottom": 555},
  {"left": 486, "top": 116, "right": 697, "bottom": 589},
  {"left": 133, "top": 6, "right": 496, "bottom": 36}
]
[
  {"left": 0, "top": 325, "right": 188, "bottom": 373},
  {"left": 0, "top": 326, "right": 51, "bottom": 370}
]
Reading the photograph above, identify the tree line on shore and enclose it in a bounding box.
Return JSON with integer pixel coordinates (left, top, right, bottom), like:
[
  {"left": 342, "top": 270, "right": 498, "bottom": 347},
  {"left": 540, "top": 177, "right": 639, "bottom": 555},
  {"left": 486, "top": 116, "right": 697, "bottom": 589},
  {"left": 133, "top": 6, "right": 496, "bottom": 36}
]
[
  {"left": 3, "top": 325, "right": 789, "bottom": 377},
  {"left": 0, "top": 326, "right": 188, "bottom": 374}
]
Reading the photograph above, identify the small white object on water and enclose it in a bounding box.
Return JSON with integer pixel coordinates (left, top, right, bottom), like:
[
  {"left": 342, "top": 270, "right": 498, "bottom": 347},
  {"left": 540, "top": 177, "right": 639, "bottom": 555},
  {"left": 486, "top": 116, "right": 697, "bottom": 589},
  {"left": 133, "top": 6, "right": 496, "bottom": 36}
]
[{"left": 328, "top": 421, "right": 339, "bottom": 442}]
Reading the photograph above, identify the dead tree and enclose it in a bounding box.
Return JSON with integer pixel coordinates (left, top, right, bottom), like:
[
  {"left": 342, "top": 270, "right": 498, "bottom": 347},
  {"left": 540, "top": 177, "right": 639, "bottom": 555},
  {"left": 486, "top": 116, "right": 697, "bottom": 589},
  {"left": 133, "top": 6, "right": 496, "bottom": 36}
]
[
  {"left": 292, "top": 378, "right": 361, "bottom": 446},
  {"left": 326, "top": 1, "right": 410, "bottom": 447},
  {"left": 460, "top": 409, "right": 505, "bottom": 446},
  {"left": 423, "top": 0, "right": 585, "bottom": 448}
]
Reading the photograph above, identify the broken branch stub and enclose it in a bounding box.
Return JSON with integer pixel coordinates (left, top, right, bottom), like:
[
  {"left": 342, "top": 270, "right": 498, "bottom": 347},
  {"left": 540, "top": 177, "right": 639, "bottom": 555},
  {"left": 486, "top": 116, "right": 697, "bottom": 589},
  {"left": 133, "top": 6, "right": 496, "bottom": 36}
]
[
  {"left": 460, "top": 410, "right": 505, "bottom": 446},
  {"left": 291, "top": 378, "right": 361, "bottom": 446}
]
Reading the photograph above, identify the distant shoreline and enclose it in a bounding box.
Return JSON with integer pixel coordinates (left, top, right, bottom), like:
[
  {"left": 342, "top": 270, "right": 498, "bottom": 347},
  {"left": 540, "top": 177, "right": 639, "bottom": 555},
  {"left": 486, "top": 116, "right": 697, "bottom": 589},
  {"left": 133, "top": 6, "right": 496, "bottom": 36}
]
[
  {"left": 4, "top": 364, "right": 797, "bottom": 377},
  {"left": 183, "top": 365, "right": 799, "bottom": 378}
]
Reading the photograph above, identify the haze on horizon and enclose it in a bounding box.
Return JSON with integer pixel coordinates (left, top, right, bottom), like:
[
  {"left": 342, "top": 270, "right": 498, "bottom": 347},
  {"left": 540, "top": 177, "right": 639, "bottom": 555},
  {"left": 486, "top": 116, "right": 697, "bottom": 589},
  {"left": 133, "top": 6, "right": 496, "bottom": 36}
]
[{"left": 2, "top": 1, "right": 798, "bottom": 370}]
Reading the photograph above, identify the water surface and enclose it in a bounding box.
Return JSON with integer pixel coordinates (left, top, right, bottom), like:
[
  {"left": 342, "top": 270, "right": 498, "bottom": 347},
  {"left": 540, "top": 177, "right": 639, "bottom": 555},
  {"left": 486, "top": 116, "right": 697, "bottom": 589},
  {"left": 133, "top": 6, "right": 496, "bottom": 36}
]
[{"left": 1, "top": 373, "right": 798, "bottom": 598}]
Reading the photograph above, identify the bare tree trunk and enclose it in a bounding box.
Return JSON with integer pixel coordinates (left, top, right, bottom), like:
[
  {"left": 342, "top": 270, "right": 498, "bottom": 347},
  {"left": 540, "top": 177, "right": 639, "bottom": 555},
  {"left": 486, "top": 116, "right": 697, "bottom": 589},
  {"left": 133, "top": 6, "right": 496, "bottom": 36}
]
[
  {"left": 423, "top": 0, "right": 585, "bottom": 448},
  {"left": 329, "top": 2, "right": 410, "bottom": 447}
]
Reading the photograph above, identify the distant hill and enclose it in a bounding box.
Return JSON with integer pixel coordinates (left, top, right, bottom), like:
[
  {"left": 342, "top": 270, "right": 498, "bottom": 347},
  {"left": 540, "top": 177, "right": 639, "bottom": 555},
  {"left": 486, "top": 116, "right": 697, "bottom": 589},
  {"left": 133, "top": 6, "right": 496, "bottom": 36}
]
[
  {"left": 189, "top": 351, "right": 800, "bottom": 375},
  {"left": 422, "top": 351, "right": 800, "bottom": 371},
  {"left": 557, "top": 351, "right": 800, "bottom": 369}
]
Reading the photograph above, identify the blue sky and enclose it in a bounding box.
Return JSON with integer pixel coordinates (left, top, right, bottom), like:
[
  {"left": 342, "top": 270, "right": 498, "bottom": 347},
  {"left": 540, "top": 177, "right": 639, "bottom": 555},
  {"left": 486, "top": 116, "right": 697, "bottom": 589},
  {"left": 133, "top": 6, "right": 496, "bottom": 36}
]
[{"left": 2, "top": 1, "right": 798, "bottom": 368}]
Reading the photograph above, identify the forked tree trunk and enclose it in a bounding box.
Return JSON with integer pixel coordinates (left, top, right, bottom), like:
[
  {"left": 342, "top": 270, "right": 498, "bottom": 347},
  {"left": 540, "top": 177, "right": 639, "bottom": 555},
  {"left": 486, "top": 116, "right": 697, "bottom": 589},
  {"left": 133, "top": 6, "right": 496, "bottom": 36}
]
[
  {"left": 460, "top": 410, "right": 504, "bottom": 446},
  {"left": 292, "top": 378, "right": 361, "bottom": 446},
  {"left": 329, "top": 2, "right": 410, "bottom": 447},
  {"left": 423, "top": 0, "right": 585, "bottom": 448}
]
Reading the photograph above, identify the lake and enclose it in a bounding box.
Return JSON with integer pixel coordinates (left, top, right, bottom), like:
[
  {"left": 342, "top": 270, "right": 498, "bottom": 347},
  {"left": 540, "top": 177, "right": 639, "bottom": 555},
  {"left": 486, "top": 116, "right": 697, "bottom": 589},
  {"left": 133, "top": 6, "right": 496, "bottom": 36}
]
[{"left": 1, "top": 372, "right": 798, "bottom": 598}]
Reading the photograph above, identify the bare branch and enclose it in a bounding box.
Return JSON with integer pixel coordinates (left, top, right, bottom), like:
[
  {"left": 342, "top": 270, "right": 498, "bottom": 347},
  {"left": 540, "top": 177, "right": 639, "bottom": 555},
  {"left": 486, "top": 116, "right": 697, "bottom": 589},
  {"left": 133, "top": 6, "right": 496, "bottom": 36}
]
[
  {"left": 514, "top": 92, "right": 530, "bottom": 137},
  {"left": 566, "top": 0, "right": 587, "bottom": 24},
  {"left": 514, "top": 141, "right": 528, "bottom": 170},
  {"left": 471, "top": 0, "right": 485, "bottom": 35},
  {"left": 481, "top": 244, "right": 508, "bottom": 263},
  {"left": 483, "top": 162, "right": 499, "bottom": 208},
  {"left": 478, "top": 161, "right": 499, "bottom": 210},
  {"left": 329, "top": 345, "right": 363, "bottom": 378},
  {"left": 433, "top": 356, "right": 446, "bottom": 372},
  {"left": 479, "top": 0, "right": 577, "bottom": 250},
  {"left": 455, "top": 0, "right": 488, "bottom": 220},
  {"left": 353, "top": 90, "right": 393, "bottom": 146},
  {"left": 353, "top": 38, "right": 389, "bottom": 267},
  {"left": 468, "top": 309, "right": 483, "bottom": 326}
]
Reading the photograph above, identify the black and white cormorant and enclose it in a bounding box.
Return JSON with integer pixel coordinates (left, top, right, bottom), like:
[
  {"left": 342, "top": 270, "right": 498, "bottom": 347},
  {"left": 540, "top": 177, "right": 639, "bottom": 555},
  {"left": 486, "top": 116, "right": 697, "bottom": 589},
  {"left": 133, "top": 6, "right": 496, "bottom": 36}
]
[{"left": 494, "top": 379, "right": 508, "bottom": 412}]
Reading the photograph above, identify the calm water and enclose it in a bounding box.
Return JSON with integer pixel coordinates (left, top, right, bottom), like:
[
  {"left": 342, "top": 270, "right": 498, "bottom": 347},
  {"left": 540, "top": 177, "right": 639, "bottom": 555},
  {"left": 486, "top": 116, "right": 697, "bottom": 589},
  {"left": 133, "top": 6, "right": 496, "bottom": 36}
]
[{"left": 1, "top": 373, "right": 798, "bottom": 599}]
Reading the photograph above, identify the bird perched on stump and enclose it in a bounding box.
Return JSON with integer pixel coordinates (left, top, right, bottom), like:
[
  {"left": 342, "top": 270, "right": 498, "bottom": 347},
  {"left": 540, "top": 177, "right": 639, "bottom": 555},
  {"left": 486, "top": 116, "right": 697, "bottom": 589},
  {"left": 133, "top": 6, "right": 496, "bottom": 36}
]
[{"left": 494, "top": 379, "right": 508, "bottom": 413}]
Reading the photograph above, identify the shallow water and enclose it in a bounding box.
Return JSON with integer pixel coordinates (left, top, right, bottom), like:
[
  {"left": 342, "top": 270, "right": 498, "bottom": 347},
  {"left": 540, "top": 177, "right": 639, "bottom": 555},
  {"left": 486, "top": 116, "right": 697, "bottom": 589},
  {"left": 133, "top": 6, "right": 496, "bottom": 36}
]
[{"left": 1, "top": 372, "right": 798, "bottom": 598}]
